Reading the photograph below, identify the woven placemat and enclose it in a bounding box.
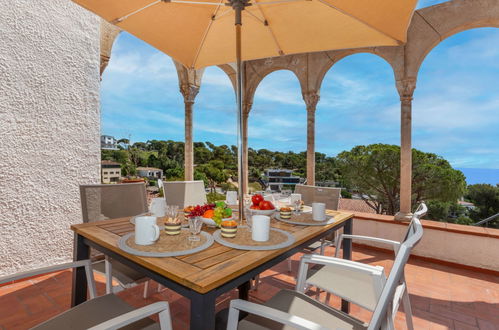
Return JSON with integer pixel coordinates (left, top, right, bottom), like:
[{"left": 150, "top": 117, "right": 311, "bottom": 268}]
[
  {"left": 274, "top": 213, "right": 335, "bottom": 226},
  {"left": 213, "top": 226, "right": 294, "bottom": 250},
  {"left": 118, "top": 228, "right": 214, "bottom": 257}
]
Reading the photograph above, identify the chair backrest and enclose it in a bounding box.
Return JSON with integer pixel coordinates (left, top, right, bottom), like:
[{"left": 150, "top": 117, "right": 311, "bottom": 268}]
[
  {"left": 304, "top": 258, "right": 387, "bottom": 311},
  {"left": 79, "top": 183, "right": 148, "bottom": 222},
  {"left": 368, "top": 203, "right": 426, "bottom": 330},
  {"left": 294, "top": 184, "right": 341, "bottom": 210},
  {"left": 163, "top": 180, "right": 207, "bottom": 208},
  {"left": 157, "top": 178, "right": 164, "bottom": 191}
]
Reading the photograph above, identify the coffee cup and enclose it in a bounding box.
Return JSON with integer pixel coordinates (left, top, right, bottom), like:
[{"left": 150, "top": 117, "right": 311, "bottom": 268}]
[
  {"left": 251, "top": 215, "right": 270, "bottom": 242},
  {"left": 312, "top": 202, "right": 326, "bottom": 221},
  {"left": 135, "top": 216, "right": 160, "bottom": 245}
]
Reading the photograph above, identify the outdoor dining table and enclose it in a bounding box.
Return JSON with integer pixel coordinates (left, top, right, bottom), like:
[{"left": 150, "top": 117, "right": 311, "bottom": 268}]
[{"left": 70, "top": 210, "right": 354, "bottom": 330}]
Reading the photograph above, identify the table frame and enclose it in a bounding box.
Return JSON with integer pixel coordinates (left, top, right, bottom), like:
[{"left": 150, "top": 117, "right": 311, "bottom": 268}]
[{"left": 72, "top": 218, "right": 352, "bottom": 329}]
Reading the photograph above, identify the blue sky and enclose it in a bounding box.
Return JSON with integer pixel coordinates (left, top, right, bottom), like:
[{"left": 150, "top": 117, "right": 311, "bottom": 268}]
[{"left": 101, "top": 0, "right": 499, "bottom": 172}]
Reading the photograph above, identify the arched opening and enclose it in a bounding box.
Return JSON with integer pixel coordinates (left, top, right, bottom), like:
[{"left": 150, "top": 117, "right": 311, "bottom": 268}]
[
  {"left": 195, "top": 66, "right": 236, "bottom": 146},
  {"left": 101, "top": 32, "right": 183, "bottom": 143},
  {"left": 318, "top": 53, "right": 399, "bottom": 156},
  {"left": 413, "top": 28, "right": 499, "bottom": 181},
  {"left": 249, "top": 70, "right": 305, "bottom": 181},
  {"left": 251, "top": 70, "right": 304, "bottom": 149}
]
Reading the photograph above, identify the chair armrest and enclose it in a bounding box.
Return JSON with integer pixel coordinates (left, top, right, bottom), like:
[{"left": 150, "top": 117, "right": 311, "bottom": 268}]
[
  {"left": 335, "top": 234, "right": 400, "bottom": 257},
  {"left": 296, "top": 254, "right": 384, "bottom": 292},
  {"left": 88, "top": 301, "right": 172, "bottom": 330},
  {"left": 227, "top": 299, "right": 329, "bottom": 330},
  {"left": 0, "top": 260, "right": 97, "bottom": 299}
]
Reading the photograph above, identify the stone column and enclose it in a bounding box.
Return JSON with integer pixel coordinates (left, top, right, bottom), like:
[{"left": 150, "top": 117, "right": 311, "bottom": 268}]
[
  {"left": 395, "top": 78, "right": 416, "bottom": 221},
  {"left": 303, "top": 91, "right": 320, "bottom": 186},
  {"left": 180, "top": 84, "right": 200, "bottom": 181},
  {"left": 242, "top": 102, "right": 252, "bottom": 194}
]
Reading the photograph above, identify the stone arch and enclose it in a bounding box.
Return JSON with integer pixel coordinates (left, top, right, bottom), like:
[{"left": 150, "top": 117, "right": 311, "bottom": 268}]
[
  {"left": 99, "top": 19, "right": 121, "bottom": 77},
  {"left": 217, "top": 64, "right": 237, "bottom": 91},
  {"left": 243, "top": 55, "right": 309, "bottom": 108},
  {"left": 312, "top": 47, "right": 402, "bottom": 95},
  {"left": 406, "top": 0, "right": 499, "bottom": 79}
]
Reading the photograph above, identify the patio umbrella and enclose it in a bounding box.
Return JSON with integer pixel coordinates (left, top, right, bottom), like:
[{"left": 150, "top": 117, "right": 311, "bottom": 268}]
[{"left": 73, "top": 0, "right": 417, "bottom": 220}]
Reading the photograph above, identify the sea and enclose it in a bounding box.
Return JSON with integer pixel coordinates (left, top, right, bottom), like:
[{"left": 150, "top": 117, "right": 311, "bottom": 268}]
[{"left": 457, "top": 168, "right": 499, "bottom": 186}]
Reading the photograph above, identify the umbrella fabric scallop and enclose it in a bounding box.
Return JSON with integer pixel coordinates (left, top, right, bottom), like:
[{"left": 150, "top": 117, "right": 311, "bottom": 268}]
[{"left": 73, "top": 0, "right": 417, "bottom": 69}]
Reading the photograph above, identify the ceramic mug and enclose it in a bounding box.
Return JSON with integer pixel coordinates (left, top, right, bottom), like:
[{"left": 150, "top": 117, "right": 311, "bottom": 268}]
[
  {"left": 251, "top": 215, "right": 270, "bottom": 242},
  {"left": 312, "top": 202, "right": 326, "bottom": 221},
  {"left": 135, "top": 216, "right": 160, "bottom": 245}
]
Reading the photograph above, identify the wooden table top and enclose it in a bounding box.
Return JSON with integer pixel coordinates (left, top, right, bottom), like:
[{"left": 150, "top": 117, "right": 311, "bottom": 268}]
[{"left": 71, "top": 210, "right": 353, "bottom": 294}]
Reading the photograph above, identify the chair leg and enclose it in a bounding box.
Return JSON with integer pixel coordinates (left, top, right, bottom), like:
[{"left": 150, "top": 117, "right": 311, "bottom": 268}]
[
  {"left": 287, "top": 259, "right": 292, "bottom": 273},
  {"left": 104, "top": 257, "right": 113, "bottom": 294},
  {"left": 143, "top": 280, "right": 150, "bottom": 299},
  {"left": 325, "top": 292, "right": 331, "bottom": 304},
  {"left": 402, "top": 288, "right": 414, "bottom": 330},
  {"left": 251, "top": 275, "right": 260, "bottom": 291},
  {"left": 319, "top": 238, "right": 326, "bottom": 255}
]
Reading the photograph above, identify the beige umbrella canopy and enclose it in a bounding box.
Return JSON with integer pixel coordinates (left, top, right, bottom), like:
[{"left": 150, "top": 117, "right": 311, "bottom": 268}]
[
  {"left": 73, "top": 0, "right": 417, "bottom": 223},
  {"left": 74, "top": 0, "right": 416, "bottom": 69}
]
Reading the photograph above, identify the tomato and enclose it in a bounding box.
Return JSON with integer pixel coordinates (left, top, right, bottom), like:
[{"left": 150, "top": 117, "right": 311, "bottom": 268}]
[
  {"left": 250, "top": 205, "right": 260, "bottom": 210},
  {"left": 260, "top": 201, "right": 274, "bottom": 210},
  {"left": 252, "top": 194, "right": 264, "bottom": 206}
]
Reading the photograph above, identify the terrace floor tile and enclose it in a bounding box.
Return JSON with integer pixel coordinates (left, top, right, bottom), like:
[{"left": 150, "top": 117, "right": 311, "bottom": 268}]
[{"left": 1, "top": 246, "right": 498, "bottom": 329}]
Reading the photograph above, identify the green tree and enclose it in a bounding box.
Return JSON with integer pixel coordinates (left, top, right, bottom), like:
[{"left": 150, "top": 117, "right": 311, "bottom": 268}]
[
  {"left": 337, "top": 144, "right": 466, "bottom": 215},
  {"left": 466, "top": 184, "right": 499, "bottom": 227},
  {"left": 197, "top": 160, "right": 229, "bottom": 193}
]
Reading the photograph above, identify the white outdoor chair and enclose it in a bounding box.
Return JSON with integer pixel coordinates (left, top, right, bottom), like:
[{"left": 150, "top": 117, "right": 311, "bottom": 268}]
[
  {"left": 80, "top": 183, "right": 153, "bottom": 298},
  {"left": 162, "top": 180, "right": 207, "bottom": 208},
  {"left": 227, "top": 203, "right": 426, "bottom": 330},
  {"left": 0, "top": 260, "right": 172, "bottom": 330},
  {"left": 290, "top": 185, "right": 342, "bottom": 271},
  {"left": 252, "top": 186, "right": 341, "bottom": 290}
]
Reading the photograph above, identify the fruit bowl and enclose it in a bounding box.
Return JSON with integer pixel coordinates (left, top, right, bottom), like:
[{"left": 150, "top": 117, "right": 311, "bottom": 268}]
[
  {"left": 201, "top": 216, "right": 233, "bottom": 227},
  {"left": 246, "top": 207, "right": 276, "bottom": 216}
]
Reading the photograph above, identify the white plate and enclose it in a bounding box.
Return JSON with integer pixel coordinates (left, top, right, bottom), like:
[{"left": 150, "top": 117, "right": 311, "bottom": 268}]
[{"left": 274, "top": 213, "right": 335, "bottom": 226}]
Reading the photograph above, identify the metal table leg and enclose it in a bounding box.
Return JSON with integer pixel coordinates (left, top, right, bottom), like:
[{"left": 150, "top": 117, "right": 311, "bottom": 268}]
[
  {"left": 190, "top": 291, "right": 217, "bottom": 330},
  {"left": 71, "top": 233, "right": 89, "bottom": 307},
  {"left": 238, "top": 281, "right": 251, "bottom": 300},
  {"left": 341, "top": 217, "right": 353, "bottom": 313}
]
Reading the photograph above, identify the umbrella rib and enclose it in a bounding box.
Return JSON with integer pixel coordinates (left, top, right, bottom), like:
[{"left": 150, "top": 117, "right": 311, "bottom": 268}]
[
  {"left": 192, "top": 0, "right": 225, "bottom": 68},
  {"left": 315, "top": 0, "right": 404, "bottom": 45},
  {"left": 250, "top": 1, "right": 285, "bottom": 55},
  {"left": 111, "top": 0, "right": 162, "bottom": 24}
]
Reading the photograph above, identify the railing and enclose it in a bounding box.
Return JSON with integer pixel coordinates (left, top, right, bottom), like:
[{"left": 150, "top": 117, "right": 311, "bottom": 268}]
[{"left": 473, "top": 213, "right": 499, "bottom": 227}]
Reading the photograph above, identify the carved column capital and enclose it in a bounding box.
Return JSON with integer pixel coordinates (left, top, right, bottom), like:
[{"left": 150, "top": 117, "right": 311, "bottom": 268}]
[
  {"left": 302, "top": 91, "right": 320, "bottom": 112},
  {"left": 396, "top": 78, "right": 417, "bottom": 104},
  {"left": 180, "top": 84, "right": 200, "bottom": 104}
]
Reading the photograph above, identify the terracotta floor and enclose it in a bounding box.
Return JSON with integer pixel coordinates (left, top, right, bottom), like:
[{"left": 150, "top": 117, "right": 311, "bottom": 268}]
[{"left": 1, "top": 246, "right": 498, "bottom": 329}]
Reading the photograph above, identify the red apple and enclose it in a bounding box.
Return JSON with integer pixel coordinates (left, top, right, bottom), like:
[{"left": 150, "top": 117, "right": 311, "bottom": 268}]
[{"left": 252, "top": 194, "right": 264, "bottom": 206}]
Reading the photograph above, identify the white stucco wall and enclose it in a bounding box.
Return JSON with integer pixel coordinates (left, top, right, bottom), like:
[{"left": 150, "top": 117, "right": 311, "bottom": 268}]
[
  {"left": 0, "top": 1, "right": 100, "bottom": 275},
  {"left": 352, "top": 218, "right": 499, "bottom": 272}
]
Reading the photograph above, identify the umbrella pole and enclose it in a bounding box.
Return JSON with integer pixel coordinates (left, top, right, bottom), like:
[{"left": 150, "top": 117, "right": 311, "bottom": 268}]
[{"left": 233, "top": 0, "right": 248, "bottom": 224}]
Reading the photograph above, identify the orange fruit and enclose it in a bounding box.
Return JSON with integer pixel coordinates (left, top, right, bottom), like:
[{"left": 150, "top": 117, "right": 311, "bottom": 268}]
[{"left": 203, "top": 209, "right": 214, "bottom": 218}]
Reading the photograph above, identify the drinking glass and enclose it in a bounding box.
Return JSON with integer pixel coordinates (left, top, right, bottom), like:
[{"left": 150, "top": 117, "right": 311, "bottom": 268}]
[
  {"left": 188, "top": 216, "right": 203, "bottom": 241},
  {"left": 293, "top": 199, "right": 302, "bottom": 215},
  {"left": 246, "top": 214, "right": 253, "bottom": 232},
  {"left": 165, "top": 205, "right": 179, "bottom": 223}
]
